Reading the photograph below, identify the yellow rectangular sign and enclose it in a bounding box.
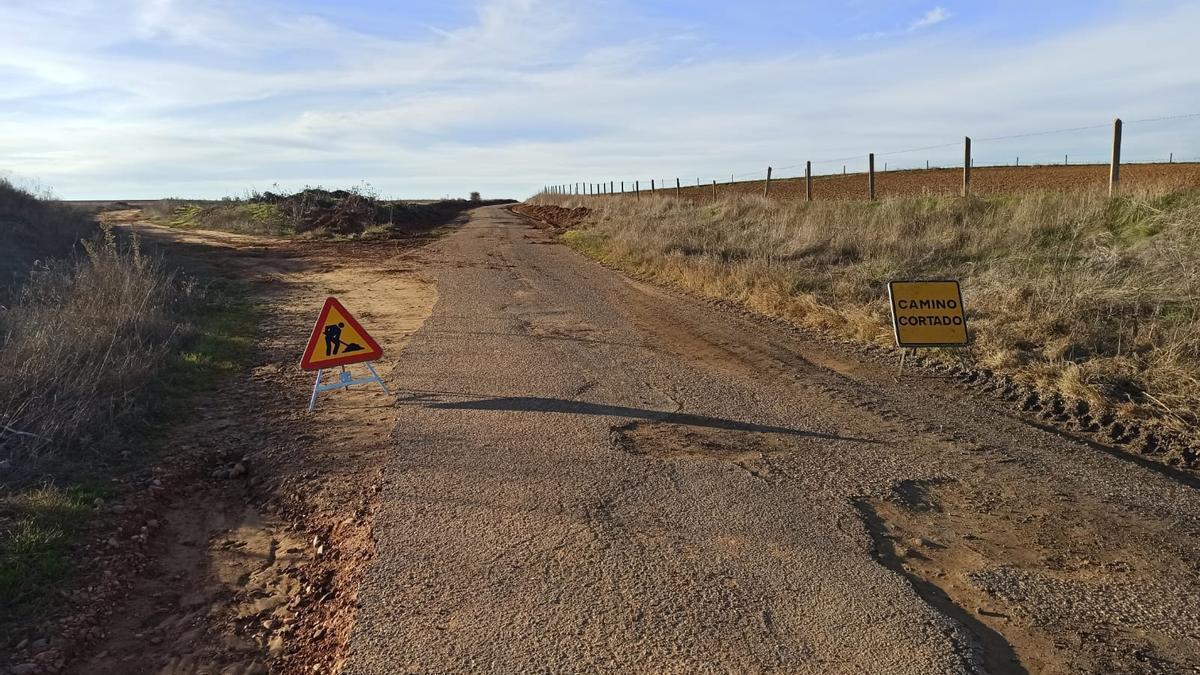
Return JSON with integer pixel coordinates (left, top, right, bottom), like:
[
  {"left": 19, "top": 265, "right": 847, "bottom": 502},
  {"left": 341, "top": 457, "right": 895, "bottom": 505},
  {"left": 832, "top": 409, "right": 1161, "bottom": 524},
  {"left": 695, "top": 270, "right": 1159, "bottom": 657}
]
[{"left": 888, "top": 280, "right": 968, "bottom": 347}]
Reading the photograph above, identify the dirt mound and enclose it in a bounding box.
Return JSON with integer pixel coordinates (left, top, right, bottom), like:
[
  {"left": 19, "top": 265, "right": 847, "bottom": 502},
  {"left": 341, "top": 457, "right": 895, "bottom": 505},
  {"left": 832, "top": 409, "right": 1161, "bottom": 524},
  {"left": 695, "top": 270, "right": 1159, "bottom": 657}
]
[
  {"left": 162, "top": 190, "right": 517, "bottom": 238},
  {"left": 512, "top": 204, "right": 592, "bottom": 230}
]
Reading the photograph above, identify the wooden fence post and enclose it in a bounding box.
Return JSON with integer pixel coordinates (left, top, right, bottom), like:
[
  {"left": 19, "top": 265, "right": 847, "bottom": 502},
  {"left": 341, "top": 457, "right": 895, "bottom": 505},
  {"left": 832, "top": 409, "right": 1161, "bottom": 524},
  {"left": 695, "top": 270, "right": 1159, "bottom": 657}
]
[
  {"left": 651, "top": 179, "right": 655, "bottom": 193},
  {"left": 676, "top": 177, "right": 681, "bottom": 197},
  {"left": 610, "top": 180, "right": 614, "bottom": 194},
  {"left": 635, "top": 180, "right": 640, "bottom": 200},
  {"left": 805, "top": 161, "right": 812, "bottom": 202},
  {"left": 962, "top": 136, "right": 972, "bottom": 197},
  {"left": 1109, "top": 118, "right": 1122, "bottom": 196},
  {"left": 621, "top": 181, "right": 625, "bottom": 193},
  {"left": 868, "top": 154, "right": 876, "bottom": 200},
  {"left": 764, "top": 166, "right": 772, "bottom": 197},
  {"left": 712, "top": 179, "right": 717, "bottom": 201}
]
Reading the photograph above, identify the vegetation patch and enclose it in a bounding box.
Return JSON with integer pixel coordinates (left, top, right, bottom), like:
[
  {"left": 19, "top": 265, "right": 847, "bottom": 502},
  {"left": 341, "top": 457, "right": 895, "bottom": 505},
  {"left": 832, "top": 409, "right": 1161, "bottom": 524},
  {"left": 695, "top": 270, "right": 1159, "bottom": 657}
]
[{"left": 0, "top": 179, "right": 95, "bottom": 294}]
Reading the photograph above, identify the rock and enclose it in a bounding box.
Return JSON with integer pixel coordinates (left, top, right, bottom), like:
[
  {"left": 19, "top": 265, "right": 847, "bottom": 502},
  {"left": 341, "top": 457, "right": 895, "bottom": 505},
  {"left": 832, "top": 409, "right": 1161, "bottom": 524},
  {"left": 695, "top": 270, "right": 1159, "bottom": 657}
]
[
  {"left": 106, "top": 537, "right": 120, "bottom": 549},
  {"left": 31, "top": 639, "right": 47, "bottom": 650},
  {"left": 11, "top": 663, "right": 38, "bottom": 675},
  {"left": 93, "top": 498, "right": 104, "bottom": 509},
  {"left": 16, "top": 638, "right": 29, "bottom": 650},
  {"left": 230, "top": 463, "right": 247, "bottom": 479},
  {"left": 147, "top": 519, "right": 159, "bottom": 529}
]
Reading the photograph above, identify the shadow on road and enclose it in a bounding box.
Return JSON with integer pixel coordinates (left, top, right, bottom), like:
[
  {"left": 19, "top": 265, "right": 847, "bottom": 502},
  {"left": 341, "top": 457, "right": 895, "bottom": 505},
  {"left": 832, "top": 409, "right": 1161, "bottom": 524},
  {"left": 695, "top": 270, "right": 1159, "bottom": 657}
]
[{"left": 396, "top": 390, "right": 879, "bottom": 443}]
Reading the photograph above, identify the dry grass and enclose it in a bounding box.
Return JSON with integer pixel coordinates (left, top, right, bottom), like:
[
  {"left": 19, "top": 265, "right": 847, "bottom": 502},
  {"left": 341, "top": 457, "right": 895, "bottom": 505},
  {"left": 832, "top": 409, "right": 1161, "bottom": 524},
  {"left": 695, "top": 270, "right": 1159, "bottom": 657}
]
[
  {"left": 0, "top": 179, "right": 94, "bottom": 293},
  {"left": 0, "top": 226, "right": 191, "bottom": 463},
  {"left": 531, "top": 184, "right": 1200, "bottom": 453}
]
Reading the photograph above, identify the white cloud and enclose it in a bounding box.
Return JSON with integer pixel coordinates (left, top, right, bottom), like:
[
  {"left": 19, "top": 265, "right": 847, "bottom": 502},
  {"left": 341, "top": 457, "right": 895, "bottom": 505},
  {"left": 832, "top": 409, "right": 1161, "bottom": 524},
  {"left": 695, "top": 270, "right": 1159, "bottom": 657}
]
[
  {"left": 0, "top": 1, "right": 1196, "bottom": 199},
  {"left": 909, "top": 7, "right": 951, "bottom": 32},
  {"left": 859, "top": 5, "right": 952, "bottom": 40}
]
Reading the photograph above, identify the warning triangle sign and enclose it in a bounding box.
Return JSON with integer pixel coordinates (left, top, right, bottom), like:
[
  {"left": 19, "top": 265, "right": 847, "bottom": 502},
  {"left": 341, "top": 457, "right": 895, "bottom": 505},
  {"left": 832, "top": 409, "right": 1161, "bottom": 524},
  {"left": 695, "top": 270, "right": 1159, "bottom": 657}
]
[{"left": 300, "top": 297, "right": 383, "bottom": 371}]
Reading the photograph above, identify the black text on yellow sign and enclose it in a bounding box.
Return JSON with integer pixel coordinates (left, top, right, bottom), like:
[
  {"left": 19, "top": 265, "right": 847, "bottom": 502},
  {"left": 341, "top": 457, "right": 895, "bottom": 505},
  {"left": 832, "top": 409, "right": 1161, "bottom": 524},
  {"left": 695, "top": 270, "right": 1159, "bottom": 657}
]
[{"left": 887, "top": 280, "right": 968, "bottom": 347}]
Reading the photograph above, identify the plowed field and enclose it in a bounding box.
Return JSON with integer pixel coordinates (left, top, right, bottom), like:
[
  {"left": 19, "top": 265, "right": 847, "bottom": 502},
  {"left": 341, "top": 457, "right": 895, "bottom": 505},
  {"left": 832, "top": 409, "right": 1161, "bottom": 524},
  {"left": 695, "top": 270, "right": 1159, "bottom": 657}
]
[{"left": 639, "top": 162, "right": 1200, "bottom": 202}]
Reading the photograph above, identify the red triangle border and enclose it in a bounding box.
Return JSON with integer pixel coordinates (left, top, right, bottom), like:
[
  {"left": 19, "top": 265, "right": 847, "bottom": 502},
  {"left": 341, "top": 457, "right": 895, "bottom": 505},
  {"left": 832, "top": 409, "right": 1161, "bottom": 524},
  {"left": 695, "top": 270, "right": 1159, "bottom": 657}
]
[{"left": 299, "top": 297, "right": 383, "bottom": 370}]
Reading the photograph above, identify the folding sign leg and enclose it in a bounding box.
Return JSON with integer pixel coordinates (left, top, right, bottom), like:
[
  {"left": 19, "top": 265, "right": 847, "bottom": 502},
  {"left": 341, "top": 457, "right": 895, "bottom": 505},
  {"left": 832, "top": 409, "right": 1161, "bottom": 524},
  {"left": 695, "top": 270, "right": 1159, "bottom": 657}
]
[
  {"left": 308, "top": 369, "right": 324, "bottom": 411},
  {"left": 365, "top": 362, "right": 390, "bottom": 395},
  {"left": 895, "top": 348, "right": 909, "bottom": 381},
  {"left": 307, "top": 363, "right": 390, "bottom": 411}
]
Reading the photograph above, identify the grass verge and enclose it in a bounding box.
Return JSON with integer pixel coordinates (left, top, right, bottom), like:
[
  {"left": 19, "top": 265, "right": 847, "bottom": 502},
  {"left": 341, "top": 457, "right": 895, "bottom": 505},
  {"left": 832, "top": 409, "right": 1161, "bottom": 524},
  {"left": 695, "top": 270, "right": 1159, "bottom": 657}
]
[{"left": 0, "top": 214, "right": 259, "bottom": 629}]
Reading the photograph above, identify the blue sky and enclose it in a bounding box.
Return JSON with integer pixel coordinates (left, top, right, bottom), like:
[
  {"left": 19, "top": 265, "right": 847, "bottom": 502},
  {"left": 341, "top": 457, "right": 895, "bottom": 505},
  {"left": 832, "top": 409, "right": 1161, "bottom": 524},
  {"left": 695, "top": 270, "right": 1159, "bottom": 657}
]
[{"left": 0, "top": 0, "right": 1197, "bottom": 199}]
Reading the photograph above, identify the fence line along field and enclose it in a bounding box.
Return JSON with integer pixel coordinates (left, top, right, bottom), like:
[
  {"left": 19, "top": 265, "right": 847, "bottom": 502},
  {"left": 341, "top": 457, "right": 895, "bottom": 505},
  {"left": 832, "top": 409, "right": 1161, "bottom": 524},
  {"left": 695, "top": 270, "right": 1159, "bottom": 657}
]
[
  {"left": 546, "top": 114, "right": 1200, "bottom": 201},
  {"left": 555, "top": 162, "right": 1200, "bottom": 203},
  {"left": 689, "top": 162, "right": 1200, "bottom": 202}
]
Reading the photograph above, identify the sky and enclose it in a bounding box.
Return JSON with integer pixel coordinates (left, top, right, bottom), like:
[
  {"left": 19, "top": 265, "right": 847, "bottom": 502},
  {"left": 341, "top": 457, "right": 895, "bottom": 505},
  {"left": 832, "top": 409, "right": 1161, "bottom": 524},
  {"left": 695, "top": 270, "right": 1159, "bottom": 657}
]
[{"left": 1, "top": 0, "right": 1198, "bottom": 199}]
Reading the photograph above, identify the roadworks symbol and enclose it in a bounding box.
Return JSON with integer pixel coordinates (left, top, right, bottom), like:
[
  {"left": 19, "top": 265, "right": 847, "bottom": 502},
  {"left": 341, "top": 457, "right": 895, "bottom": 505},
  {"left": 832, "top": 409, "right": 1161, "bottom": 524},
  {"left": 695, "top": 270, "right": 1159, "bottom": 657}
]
[
  {"left": 300, "top": 297, "right": 383, "bottom": 370},
  {"left": 887, "top": 280, "right": 968, "bottom": 347}
]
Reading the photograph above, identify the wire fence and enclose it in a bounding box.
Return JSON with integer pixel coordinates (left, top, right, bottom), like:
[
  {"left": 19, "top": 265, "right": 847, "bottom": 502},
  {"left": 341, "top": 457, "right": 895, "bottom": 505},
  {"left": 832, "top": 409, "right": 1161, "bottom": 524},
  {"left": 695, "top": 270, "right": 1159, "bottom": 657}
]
[{"left": 540, "top": 113, "right": 1200, "bottom": 200}]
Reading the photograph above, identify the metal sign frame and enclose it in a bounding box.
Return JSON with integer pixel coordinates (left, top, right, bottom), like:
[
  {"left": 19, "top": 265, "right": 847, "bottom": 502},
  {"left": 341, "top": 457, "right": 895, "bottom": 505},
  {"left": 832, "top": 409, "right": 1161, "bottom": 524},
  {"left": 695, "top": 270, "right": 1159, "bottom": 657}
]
[{"left": 308, "top": 363, "right": 390, "bottom": 411}]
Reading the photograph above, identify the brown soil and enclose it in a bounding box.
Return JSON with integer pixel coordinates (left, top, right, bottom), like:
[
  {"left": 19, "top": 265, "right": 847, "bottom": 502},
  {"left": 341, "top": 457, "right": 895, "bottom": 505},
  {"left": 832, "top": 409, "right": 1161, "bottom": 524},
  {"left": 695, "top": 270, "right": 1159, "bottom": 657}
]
[
  {"left": 511, "top": 204, "right": 591, "bottom": 231},
  {"left": 856, "top": 479, "right": 1200, "bottom": 674},
  {"left": 2, "top": 211, "right": 438, "bottom": 675},
  {"left": 594, "top": 162, "right": 1200, "bottom": 202}
]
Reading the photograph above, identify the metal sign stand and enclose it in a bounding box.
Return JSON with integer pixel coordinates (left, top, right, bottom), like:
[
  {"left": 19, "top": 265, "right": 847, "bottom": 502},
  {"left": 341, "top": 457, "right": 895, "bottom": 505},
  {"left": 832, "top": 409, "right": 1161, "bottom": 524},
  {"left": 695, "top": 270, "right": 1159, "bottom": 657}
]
[
  {"left": 308, "top": 362, "right": 389, "bottom": 411},
  {"left": 895, "top": 347, "right": 912, "bottom": 381}
]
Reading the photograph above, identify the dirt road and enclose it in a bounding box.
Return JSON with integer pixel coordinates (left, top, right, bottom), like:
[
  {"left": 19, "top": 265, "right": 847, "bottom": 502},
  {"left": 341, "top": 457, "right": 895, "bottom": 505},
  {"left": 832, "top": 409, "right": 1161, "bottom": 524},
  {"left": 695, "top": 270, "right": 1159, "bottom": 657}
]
[
  {"left": 345, "top": 206, "right": 1200, "bottom": 674},
  {"left": 33, "top": 207, "right": 1197, "bottom": 674}
]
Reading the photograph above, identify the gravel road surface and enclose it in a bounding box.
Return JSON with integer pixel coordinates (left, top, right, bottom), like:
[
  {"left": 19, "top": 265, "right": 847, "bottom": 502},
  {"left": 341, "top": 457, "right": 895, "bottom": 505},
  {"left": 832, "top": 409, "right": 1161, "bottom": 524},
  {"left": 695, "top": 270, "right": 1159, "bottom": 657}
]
[{"left": 346, "top": 206, "right": 1200, "bottom": 674}]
